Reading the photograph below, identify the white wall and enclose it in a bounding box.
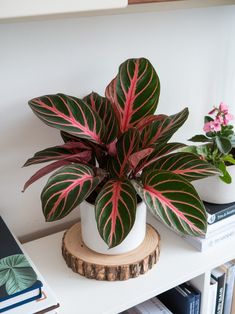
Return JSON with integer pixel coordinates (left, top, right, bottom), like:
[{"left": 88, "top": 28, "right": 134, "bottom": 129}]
[{"left": 1, "top": 4, "right": 235, "bottom": 241}]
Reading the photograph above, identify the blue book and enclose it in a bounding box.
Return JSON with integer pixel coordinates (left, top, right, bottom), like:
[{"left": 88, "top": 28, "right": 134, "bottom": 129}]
[
  {"left": 182, "top": 283, "right": 201, "bottom": 314},
  {"left": 205, "top": 201, "right": 235, "bottom": 224},
  {"left": 0, "top": 216, "right": 43, "bottom": 313},
  {"left": 158, "top": 284, "right": 195, "bottom": 314}
]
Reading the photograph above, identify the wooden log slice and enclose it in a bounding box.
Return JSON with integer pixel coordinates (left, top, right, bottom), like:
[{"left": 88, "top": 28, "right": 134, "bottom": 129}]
[{"left": 62, "top": 222, "right": 160, "bottom": 281}]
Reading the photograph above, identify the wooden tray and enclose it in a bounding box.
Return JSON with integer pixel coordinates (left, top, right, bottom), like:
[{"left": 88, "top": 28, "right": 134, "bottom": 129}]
[{"left": 62, "top": 222, "right": 160, "bottom": 281}]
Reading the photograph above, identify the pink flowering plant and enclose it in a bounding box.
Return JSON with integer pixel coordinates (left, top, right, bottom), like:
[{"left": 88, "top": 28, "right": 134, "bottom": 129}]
[{"left": 189, "top": 103, "right": 235, "bottom": 183}]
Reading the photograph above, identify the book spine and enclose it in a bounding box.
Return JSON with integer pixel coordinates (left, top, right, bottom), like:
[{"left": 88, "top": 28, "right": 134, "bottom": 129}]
[
  {"left": 189, "top": 299, "right": 194, "bottom": 314},
  {"left": 223, "top": 263, "right": 235, "bottom": 314},
  {"left": 212, "top": 273, "right": 226, "bottom": 314},
  {"left": 207, "top": 206, "right": 235, "bottom": 224},
  {"left": 208, "top": 278, "right": 217, "bottom": 314},
  {"left": 181, "top": 228, "right": 235, "bottom": 251},
  {"left": 194, "top": 294, "right": 200, "bottom": 314},
  {"left": 231, "top": 286, "right": 235, "bottom": 314},
  {"left": 181, "top": 286, "right": 195, "bottom": 314},
  {"left": 204, "top": 218, "right": 235, "bottom": 237}
]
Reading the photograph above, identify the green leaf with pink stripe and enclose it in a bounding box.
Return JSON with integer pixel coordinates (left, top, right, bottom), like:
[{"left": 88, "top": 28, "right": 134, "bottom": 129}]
[
  {"left": 95, "top": 179, "right": 137, "bottom": 248},
  {"left": 133, "top": 170, "right": 207, "bottom": 236},
  {"left": 83, "top": 92, "right": 118, "bottom": 144},
  {"left": 29, "top": 94, "right": 106, "bottom": 144},
  {"left": 133, "top": 142, "right": 185, "bottom": 175},
  {"left": 148, "top": 152, "right": 220, "bottom": 181},
  {"left": 108, "top": 128, "right": 140, "bottom": 178},
  {"left": 105, "top": 58, "right": 160, "bottom": 133},
  {"left": 41, "top": 164, "right": 105, "bottom": 221},
  {"left": 23, "top": 142, "right": 92, "bottom": 167},
  {"left": 141, "top": 108, "right": 189, "bottom": 147}
]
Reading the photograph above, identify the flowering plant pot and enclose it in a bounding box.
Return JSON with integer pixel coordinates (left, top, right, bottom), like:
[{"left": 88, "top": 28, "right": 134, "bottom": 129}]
[
  {"left": 188, "top": 103, "right": 235, "bottom": 204},
  {"left": 189, "top": 103, "right": 235, "bottom": 184},
  {"left": 193, "top": 164, "right": 235, "bottom": 204}
]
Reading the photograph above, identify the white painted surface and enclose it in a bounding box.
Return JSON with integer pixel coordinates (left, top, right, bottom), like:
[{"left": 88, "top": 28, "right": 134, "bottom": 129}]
[
  {"left": 1, "top": 4, "right": 235, "bottom": 240},
  {"left": 80, "top": 201, "right": 146, "bottom": 254},
  {"left": 23, "top": 214, "right": 235, "bottom": 314},
  {"left": 193, "top": 165, "right": 235, "bottom": 204},
  {"left": 0, "top": 0, "right": 127, "bottom": 20}
]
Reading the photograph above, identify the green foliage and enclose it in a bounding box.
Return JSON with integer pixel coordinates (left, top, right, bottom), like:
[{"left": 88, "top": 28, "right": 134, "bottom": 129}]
[
  {"left": 0, "top": 254, "right": 37, "bottom": 295},
  {"left": 188, "top": 103, "right": 235, "bottom": 184},
  {"left": 24, "top": 58, "right": 220, "bottom": 247}
]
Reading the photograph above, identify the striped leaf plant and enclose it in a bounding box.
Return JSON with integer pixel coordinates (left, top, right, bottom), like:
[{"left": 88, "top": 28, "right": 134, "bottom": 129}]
[{"left": 23, "top": 57, "right": 220, "bottom": 248}]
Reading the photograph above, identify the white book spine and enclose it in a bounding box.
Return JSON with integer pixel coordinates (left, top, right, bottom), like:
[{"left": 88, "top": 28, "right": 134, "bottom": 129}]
[
  {"left": 223, "top": 262, "right": 235, "bottom": 314},
  {"left": 126, "top": 298, "right": 173, "bottom": 314},
  {"left": 181, "top": 227, "right": 235, "bottom": 251},
  {"left": 208, "top": 278, "right": 218, "bottom": 314},
  {"left": 204, "top": 218, "right": 235, "bottom": 237}
]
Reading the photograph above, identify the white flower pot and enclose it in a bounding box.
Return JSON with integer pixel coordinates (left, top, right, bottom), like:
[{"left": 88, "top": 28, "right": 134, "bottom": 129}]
[
  {"left": 193, "top": 165, "right": 235, "bottom": 204},
  {"left": 79, "top": 201, "right": 146, "bottom": 255}
]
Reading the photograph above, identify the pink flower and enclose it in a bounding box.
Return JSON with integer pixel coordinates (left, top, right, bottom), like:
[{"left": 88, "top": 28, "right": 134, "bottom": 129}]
[
  {"left": 223, "top": 113, "right": 234, "bottom": 125},
  {"left": 219, "top": 102, "right": 229, "bottom": 114},
  {"left": 212, "top": 120, "right": 222, "bottom": 131},
  {"left": 203, "top": 122, "right": 213, "bottom": 132},
  {"left": 215, "top": 115, "right": 224, "bottom": 124},
  {"left": 203, "top": 120, "right": 221, "bottom": 132}
]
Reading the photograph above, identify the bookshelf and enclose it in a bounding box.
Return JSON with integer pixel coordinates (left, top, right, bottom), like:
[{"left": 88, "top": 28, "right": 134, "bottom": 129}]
[
  {"left": 23, "top": 213, "right": 235, "bottom": 314},
  {"left": 0, "top": 0, "right": 234, "bottom": 21}
]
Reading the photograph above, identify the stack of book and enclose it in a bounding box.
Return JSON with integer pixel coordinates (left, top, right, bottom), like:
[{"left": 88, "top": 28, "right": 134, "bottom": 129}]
[
  {"left": 0, "top": 216, "right": 59, "bottom": 313},
  {"left": 121, "top": 282, "right": 201, "bottom": 314},
  {"left": 181, "top": 201, "right": 235, "bottom": 251},
  {"left": 209, "top": 261, "right": 235, "bottom": 314},
  {"left": 121, "top": 297, "right": 173, "bottom": 314}
]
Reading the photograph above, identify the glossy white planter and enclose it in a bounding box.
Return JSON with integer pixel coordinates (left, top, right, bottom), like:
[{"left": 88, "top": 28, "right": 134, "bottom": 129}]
[
  {"left": 193, "top": 165, "right": 235, "bottom": 204},
  {"left": 79, "top": 201, "right": 146, "bottom": 255}
]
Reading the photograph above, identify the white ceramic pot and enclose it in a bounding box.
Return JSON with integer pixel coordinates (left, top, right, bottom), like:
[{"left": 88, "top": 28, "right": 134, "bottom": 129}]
[
  {"left": 193, "top": 165, "right": 235, "bottom": 204},
  {"left": 79, "top": 201, "right": 146, "bottom": 255}
]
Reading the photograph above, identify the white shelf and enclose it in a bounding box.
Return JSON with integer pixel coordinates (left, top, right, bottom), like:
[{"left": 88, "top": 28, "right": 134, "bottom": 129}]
[
  {"left": 23, "top": 214, "right": 235, "bottom": 314},
  {"left": 1, "top": 0, "right": 235, "bottom": 22},
  {"left": 0, "top": 0, "right": 127, "bottom": 21}
]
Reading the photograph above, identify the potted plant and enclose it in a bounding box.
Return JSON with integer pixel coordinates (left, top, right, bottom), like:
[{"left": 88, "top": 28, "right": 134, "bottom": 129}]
[
  {"left": 23, "top": 57, "right": 219, "bottom": 255},
  {"left": 188, "top": 103, "right": 235, "bottom": 204}
]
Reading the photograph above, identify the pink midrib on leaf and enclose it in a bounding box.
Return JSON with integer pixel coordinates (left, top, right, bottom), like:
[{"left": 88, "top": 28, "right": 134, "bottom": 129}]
[
  {"left": 173, "top": 168, "right": 216, "bottom": 175},
  {"left": 119, "top": 133, "right": 136, "bottom": 175},
  {"left": 33, "top": 98, "right": 102, "bottom": 144},
  {"left": 46, "top": 173, "right": 94, "bottom": 220},
  {"left": 144, "top": 185, "right": 202, "bottom": 233},
  {"left": 98, "top": 182, "right": 123, "bottom": 246},
  {"left": 129, "top": 148, "right": 154, "bottom": 169},
  {"left": 23, "top": 160, "right": 71, "bottom": 192},
  {"left": 120, "top": 60, "right": 139, "bottom": 133},
  {"left": 108, "top": 182, "right": 121, "bottom": 245},
  {"left": 136, "top": 114, "right": 166, "bottom": 131},
  {"left": 26, "top": 149, "right": 91, "bottom": 166},
  {"left": 106, "top": 78, "right": 121, "bottom": 126}
]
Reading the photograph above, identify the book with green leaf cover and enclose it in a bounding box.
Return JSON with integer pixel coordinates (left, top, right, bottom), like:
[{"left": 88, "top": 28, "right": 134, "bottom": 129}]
[{"left": 0, "top": 216, "right": 42, "bottom": 313}]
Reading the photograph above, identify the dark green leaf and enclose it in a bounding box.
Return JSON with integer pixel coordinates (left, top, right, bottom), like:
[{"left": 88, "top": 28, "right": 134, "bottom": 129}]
[
  {"left": 133, "top": 171, "right": 207, "bottom": 236},
  {"left": 144, "top": 152, "right": 220, "bottom": 181},
  {"left": 29, "top": 94, "right": 106, "bottom": 144},
  {"left": 188, "top": 135, "right": 211, "bottom": 143},
  {"left": 204, "top": 115, "right": 214, "bottom": 123},
  {"left": 218, "top": 161, "right": 232, "bottom": 184},
  {"left": 83, "top": 92, "right": 119, "bottom": 144},
  {"left": 95, "top": 179, "right": 137, "bottom": 248},
  {"left": 105, "top": 58, "right": 160, "bottom": 133},
  {"left": 41, "top": 164, "right": 105, "bottom": 221},
  {"left": 215, "top": 136, "right": 232, "bottom": 154},
  {"left": 108, "top": 128, "right": 140, "bottom": 177}
]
